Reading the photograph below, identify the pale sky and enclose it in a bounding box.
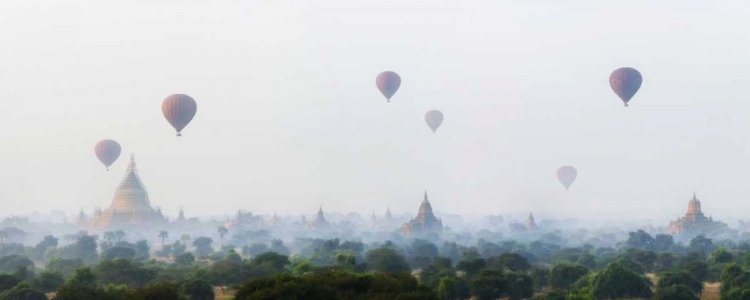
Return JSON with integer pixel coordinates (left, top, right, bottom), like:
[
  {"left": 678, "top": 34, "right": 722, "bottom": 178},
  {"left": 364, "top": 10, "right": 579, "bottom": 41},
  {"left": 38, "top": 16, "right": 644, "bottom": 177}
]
[{"left": 1, "top": 0, "right": 749, "bottom": 223}]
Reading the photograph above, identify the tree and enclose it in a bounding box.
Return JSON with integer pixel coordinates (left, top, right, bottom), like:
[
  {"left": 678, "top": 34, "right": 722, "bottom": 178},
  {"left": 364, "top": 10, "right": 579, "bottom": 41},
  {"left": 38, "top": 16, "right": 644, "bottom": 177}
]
[
  {"left": 657, "top": 271, "right": 703, "bottom": 294},
  {"left": 490, "top": 253, "right": 531, "bottom": 272},
  {"left": 29, "top": 235, "right": 58, "bottom": 262},
  {"left": 31, "top": 270, "right": 64, "bottom": 293},
  {"left": 53, "top": 267, "right": 101, "bottom": 300},
  {"left": 217, "top": 227, "right": 228, "bottom": 246},
  {"left": 0, "top": 283, "right": 47, "bottom": 300},
  {"left": 270, "top": 239, "right": 290, "bottom": 256},
  {"left": 625, "top": 230, "right": 655, "bottom": 250},
  {"left": 436, "top": 276, "right": 470, "bottom": 300},
  {"left": 181, "top": 280, "right": 214, "bottom": 300},
  {"left": 470, "top": 270, "right": 505, "bottom": 300},
  {"left": 550, "top": 262, "right": 588, "bottom": 290},
  {"left": 242, "top": 243, "right": 270, "bottom": 257},
  {"left": 113, "top": 230, "right": 125, "bottom": 242},
  {"left": 710, "top": 247, "right": 734, "bottom": 264},
  {"left": 689, "top": 235, "right": 715, "bottom": 253},
  {"left": 171, "top": 241, "right": 186, "bottom": 257},
  {"left": 365, "top": 247, "right": 410, "bottom": 273},
  {"left": 654, "top": 252, "right": 676, "bottom": 274},
  {"left": 504, "top": 271, "right": 534, "bottom": 300},
  {"left": 0, "top": 274, "right": 21, "bottom": 294},
  {"left": 94, "top": 259, "right": 155, "bottom": 288},
  {"left": 653, "top": 284, "right": 700, "bottom": 300},
  {"left": 45, "top": 258, "right": 84, "bottom": 277},
  {"left": 225, "top": 249, "right": 242, "bottom": 265},
  {"left": 126, "top": 282, "right": 181, "bottom": 300},
  {"left": 409, "top": 239, "right": 439, "bottom": 269},
  {"left": 592, "top": 263, "right": 653, "bottom": 300},
  {"left": 456, "top": 250, "right": 486, "bottom": 278},
  {"left": 654, "top": 234, "right": 675, "bottom": 252},
  {"left": 158, "top": 231, "right": 168, "bottom": 248},
  {"left": 192, "top": 237, "right": 213, "bottom": 257},
  {"left": 175, "top": 252, "right": 195, "bottom": 266},
  {"left": 679, "top": 253, "right": 709, "bottom": 282},
  {"left": 101, "top": 247, "right": 136, "bottom": 261},
  {"left": 134, "top": 240, "right": 149, "bottom": 259},
  {"left": 577, "top": 253, "right": 596, "bottom": 270}
]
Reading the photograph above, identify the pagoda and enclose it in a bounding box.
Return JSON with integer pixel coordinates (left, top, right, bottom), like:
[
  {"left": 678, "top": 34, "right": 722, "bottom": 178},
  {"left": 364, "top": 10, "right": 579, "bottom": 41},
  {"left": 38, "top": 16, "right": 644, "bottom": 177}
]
[
  {"left": 401, "top": 191, "right": 443, "bottom": 236},
  {"left": 86, "top": 154, "right": 168, "bottom": 230}
]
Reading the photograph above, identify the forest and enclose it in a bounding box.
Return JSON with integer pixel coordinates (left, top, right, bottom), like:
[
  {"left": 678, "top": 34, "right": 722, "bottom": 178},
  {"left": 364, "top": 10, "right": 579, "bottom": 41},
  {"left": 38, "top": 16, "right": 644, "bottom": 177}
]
[{"left": 0, "top": 226, "right": 748, "bottom": 299}]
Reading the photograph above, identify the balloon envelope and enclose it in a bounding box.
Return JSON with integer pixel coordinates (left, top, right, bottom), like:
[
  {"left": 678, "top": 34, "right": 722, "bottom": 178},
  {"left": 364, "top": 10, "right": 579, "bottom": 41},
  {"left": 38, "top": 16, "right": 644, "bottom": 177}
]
[
  {"left": 609, "top": 67, "right": 642, "bottom": 107},
  {"left": 556, "top": 166, "right": 577, "bottom": 190},
  {"left": 376, "top": 71, "right": 401, "bottom": 102},
  {"left": 95, "top": 139, "right": 121, "bottom": 171},
  {"left": 425, "top": 110, "right": 444, "bottom": 133},
  {"left": 162, "top": 94, "right": 197, "bottom": 136}
]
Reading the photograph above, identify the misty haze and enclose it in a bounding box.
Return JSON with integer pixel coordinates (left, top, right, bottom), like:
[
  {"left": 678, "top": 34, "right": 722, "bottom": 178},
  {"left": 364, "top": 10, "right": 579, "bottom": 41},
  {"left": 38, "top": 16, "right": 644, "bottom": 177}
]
[{"left": 0, "top": 1, "right": 748, "bottom": 299}]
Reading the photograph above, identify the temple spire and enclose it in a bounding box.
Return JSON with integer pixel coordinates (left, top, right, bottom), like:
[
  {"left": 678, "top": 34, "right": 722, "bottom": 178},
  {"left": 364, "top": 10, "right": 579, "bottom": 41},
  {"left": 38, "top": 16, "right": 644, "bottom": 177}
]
[{"left": 423, "top": 191, "right": 429, "bottom": 203}]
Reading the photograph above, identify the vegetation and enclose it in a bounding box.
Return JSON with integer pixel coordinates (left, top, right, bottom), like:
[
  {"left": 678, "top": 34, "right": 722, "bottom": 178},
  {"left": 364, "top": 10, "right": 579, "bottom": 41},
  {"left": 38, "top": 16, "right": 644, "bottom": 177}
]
[{"left": 0, "top": 224, "right": 748, "bottom": 299}]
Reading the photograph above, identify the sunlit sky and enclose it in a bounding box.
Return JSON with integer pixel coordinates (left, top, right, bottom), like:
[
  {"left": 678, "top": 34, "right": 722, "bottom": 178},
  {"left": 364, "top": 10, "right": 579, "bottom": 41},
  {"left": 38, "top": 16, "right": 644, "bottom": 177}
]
[{"left": 1, "top": 0, "right": 749, "bottom": 223}]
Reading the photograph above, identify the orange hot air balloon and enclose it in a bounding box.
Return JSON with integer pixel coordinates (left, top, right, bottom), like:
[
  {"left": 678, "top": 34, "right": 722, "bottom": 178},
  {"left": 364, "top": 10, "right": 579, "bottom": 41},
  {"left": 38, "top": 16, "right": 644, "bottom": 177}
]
[
  {"left": 162, "top": 94, "right": 197, "bottom": 137},
  {"left": 95, "top": 139, "right": 121, "bottom": 171},
  {"left": 376, "top": 71, "right": 401, "bottom": 102},
  {"left": 425, "top": 110, "right": 444, "bottom": 133}
]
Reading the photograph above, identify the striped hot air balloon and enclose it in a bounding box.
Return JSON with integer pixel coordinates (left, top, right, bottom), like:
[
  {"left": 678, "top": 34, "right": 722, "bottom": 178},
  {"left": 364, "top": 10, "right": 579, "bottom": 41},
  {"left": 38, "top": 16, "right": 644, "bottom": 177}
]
[
  {"left": 609, "top": 67, "right": 642, "bottom": 107},
  {"left": 424, "top": 110, "right": 444, "bottom": 133},
  {"left": 95, "top": 139, "right": 121, "bottom": 171},
  {"left": 376, "top": 71, "right": 401, "bottom": 102},
  {"left": 162, "top": 94, "right": 197, "bottom": 137}
]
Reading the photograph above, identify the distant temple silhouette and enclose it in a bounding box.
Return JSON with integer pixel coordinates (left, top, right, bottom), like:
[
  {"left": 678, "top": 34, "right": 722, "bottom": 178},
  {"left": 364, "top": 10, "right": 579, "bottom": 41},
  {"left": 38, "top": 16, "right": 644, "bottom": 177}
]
[
  {"left": 79, "top": 154, "right": 168, "bottom": 230},
  {"left": 401, "top": 191, "right": 443, "bottom": 236},
  {"left": 668, "top": 192, "right": 726, "bottom": 236}
]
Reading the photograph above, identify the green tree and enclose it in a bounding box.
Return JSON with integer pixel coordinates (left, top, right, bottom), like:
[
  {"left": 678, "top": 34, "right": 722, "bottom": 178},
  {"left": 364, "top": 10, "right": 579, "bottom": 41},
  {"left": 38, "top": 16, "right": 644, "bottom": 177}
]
[
  {"left": 489, "top": 253, "right": 531, "bottom": 272},
  {"left": 657, "top": 271, "right": 703, "bottom": 294},
  {"left": 31, "top": 270, "right": 64, "bottom": 293},
  {"left": 689, "top": 235, "right": 714, "bottom": 253},
  {"left": 44, "top": 258, "right": 83, "bottom": 277},
  {"left": 101, "top": 247, "right": 136, "bottom": 261},
  {"left": 181, "top": 280, "right": 214, "bottom": 300},
  {"left": 192, "top": 237, "right": 213, "bottom": 257},
  {"left": 504, "top": 271, "right": 533, "bottom": 300},
  {"left": 94, "top": 259, "right": 155, "bottom": 288},
  {"left": 225, "top": 249, "right": 242, "bottom": 265},
  {"left": 470, "top": 270, "right": 505, "bottom": 300},
  {"left": 436, "top": 275, "right": 470, "bottom": 300},
  {"left": 653, "top": 284, "right": 700, "bottom": 300},
  {"left": 365, "top": 247, "right": 410, "bottom": 273},
  {"left": 550, "top": 262, "right": 588, "bottom": 290},
  {"left": 217, "top": 227, "right": 228, "bottom": 247},
  {"left": 654, "top": 252, "right": 676, "bottom": 274},
  {"left": 0, "top": 283, "right": 47, "bottom": 300},
  {"left": 125, "top": 282, "right": 181, "bottom": 300},
  {"left": 591, "top": 263, "right": 653, "bottom": 300},
  {"left": 158, "top": 231, "right": 168, "bottom": 248},
  {"left": 175, "top": 252, "right": 195, "bottom": 266},
  {"left": 0, "top": 274, "right": 21, "bottom": 294},
  {"left": 53, "top": 267, "right": 101, "bottom": 300}
]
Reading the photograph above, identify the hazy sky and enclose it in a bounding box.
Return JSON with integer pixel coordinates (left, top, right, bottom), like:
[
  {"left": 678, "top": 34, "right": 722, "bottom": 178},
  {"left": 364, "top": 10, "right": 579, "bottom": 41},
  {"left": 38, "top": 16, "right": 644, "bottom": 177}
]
[{"left": 1, "top": 0, "right": 749, "bottom": 223}]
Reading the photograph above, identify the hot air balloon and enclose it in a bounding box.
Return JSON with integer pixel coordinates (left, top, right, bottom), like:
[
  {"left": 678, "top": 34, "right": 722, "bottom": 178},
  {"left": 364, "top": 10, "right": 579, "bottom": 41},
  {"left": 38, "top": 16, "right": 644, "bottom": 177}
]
[
  {"left": 162, "top": 94, "right": 197, "bottom": 137},
  {"left": 95, "top": 139, "right": 121, "bottom": 171},
  {"left": 609, "top": 67, "right": 642, "bottom": 107},
  {"left": 376, "top": 71, "right": 401, "bottom": 102},
  {"left": 425, "top": 110, "right": 444, "bottom": 133},
  {"left": 556, "top": 166, "right": 577, "bottom": 190}
]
